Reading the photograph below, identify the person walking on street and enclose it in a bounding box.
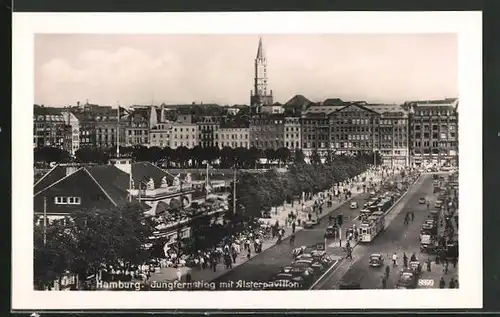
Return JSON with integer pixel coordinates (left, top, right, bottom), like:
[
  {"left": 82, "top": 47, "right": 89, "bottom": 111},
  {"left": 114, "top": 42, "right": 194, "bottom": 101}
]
[
  {"left": 290, "top": 233, "right": 295, "bottom": 245},
  {"left": 392, "top": 253, "right": 398, "bottom": 267},
  {"left": 403, "top": 252, "right": 408, "bottom": 268},
  {"left": 426, "top": 258, "right": 432, "bottom": 272},
  {"left": 292, "top": 221, "right": 296, "bottom": 234},
  {"left": 381, "top": 275, "right": 387, "bottom": 289},
  {"left": 385, "top": 265, "right": 391, "bottom": 279},
  {"left": 451, "top": 256, "right": 457, "bottom": 269},
  {"left": 449, "top": 278, "right": 456, "bottom": 288},
  {"left": 410, "top": 211, "right": 414, "bottom": 222},
  {"left": 439, "top": 277, "right": 446, "bottom": 288},
  {"left": 443, "top": 261, "right": 449, "bottom": 274}
]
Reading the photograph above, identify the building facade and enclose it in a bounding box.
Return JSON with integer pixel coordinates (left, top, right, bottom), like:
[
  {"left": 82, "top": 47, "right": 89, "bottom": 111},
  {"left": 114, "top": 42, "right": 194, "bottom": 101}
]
[
  {"left": 171, "top": 123, "right": 198, "bottom": 149},
  {"left": 196, "top": 115, "right": 220, "bottom": 148},
  {"left": 284, "top": 116, "right": 301, "bottom": 150},
  {"left": 61, "top": 112, "right": 81, "bottom": 155},
  {"left": 217, "top": 123, "right": 250, "bottom": 149},
  {"left": 33, "top": 105, "right": 72, "bottom": 153},
  {"left": 149, "top": 122, "right": 173, "bottom": 148},
  {"left": 249, "top": 113, "right": 284, "bottom": 150},
  {"left": 301, "top": 105, "right": 342, "bottom": 157},
  {"left": 369, "top": 104, "right": 409, "bottom": 166},
  {"left": 250, "top": 37, "right": 273, "bottom": 113},
  {"left": 408, "top": 99, "right": 459, "bottom": 166},
  {"left": 125, "top": 108, "right": 150, "bottom": 146}
]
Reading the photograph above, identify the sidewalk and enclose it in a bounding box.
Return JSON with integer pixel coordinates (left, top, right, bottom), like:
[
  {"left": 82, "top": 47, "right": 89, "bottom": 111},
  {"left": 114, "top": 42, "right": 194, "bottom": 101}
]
[{"left": 149, "top": 168, "right": 386, "bottom": 283}]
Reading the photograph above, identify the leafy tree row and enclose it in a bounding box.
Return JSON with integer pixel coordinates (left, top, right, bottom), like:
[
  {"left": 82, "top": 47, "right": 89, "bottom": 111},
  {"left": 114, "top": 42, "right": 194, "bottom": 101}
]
[
  {"left": 229, "top": 153, "right": 375, "bottom": 220},
  {"left": 34, "top": 145, "right": 305, "bottom": 168},
  {"left": 34, "top": 202, "right": 155, "bottom": 290}
]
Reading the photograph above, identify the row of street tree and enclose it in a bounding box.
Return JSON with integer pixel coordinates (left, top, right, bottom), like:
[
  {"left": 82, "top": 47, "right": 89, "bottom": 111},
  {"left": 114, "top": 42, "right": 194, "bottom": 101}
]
[{"left": 228, "top": 153, "right": 375, "bottom": 221}]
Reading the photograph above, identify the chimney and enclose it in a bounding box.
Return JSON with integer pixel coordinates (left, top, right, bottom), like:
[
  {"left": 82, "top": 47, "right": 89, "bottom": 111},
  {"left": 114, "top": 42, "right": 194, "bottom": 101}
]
[{"left": 77, "top": 101, "right": 80, "bottom": 107}]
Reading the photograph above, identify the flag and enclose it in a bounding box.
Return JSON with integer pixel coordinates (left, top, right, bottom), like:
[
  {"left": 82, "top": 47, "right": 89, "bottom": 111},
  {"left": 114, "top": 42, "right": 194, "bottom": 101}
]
[{"left": 118, "top": 106, "right": 131, "bottom": 120}]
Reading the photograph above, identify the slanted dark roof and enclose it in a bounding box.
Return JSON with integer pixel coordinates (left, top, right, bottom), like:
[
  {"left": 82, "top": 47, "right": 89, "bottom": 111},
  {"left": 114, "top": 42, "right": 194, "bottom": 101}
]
[
  {"left": 85, "top": 165, "right": 130, "bottom": 205},
  {"left": 322, "top": 98, "right": 344, "bottom": 106},
  {"left": 34, "top": 165, "right": 68, "bottom": 193},
  {"left": 284, "top": 95, "right": 311, "bottom": 107},
  {"left": 131, "top": 162, "right": 176, "bottom": 188}
]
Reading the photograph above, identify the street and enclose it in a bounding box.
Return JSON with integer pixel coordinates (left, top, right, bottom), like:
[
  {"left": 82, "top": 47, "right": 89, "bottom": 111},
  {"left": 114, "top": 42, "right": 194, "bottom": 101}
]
[
  {"left": 316, "top": 173, "right": 458, "bottom": 289},
  {"left": 211, "top": 192, "right": 375, "bottom": 289}
]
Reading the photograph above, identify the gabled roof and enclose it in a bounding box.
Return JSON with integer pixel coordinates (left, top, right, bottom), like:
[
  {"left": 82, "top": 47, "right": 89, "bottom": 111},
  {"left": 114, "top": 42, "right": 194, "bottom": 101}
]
[
  {"left": 130, "top": 162, "right": 177, "bottom": 189},
  {"left": 85, "top": 165, "right": 130, "bottom": 205},
  {"left": 322, "top": 98, "right": 344, "bottom": 106},
  {"left": 34, "top": 163, "right": 95, "bottom": 194},
  {"left": 284, "top": 95, "right": 311, "bottom": 107}
]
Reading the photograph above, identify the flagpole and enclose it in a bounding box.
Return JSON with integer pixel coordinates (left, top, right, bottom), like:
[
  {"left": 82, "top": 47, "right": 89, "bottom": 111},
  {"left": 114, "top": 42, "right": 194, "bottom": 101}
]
[{"left": 116, "top": 102, "right": 120, "bottom": 158}]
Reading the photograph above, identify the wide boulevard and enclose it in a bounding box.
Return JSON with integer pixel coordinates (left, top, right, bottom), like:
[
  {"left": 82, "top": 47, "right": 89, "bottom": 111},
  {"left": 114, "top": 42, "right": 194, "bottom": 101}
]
[{"left": 314, "top": 174, "right": 455, "bottom": 289}]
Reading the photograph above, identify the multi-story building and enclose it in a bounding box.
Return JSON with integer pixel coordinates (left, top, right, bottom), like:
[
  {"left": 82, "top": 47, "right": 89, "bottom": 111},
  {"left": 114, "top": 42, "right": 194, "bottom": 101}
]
[
  {"left": 171, "top": 122, "right": 198, "bottom": 149},
  {"left": 368, "top": 104, "right": 409, "bottom": 166},
  {"left": 61, "top": 111, "right": 81, "bottom": 155},
  {"left": 301, "top": 105, "right": 341, "bottom": 157},
  {"left": 250, "top": 37, "right": 273, "bottom": 114},
  {"left": 33, "top": 105, "right": 72, "bottom": 153},
  {"left": 196, "top": 115, "right": 220, "bottom": 148},
  {"left": 249, "top": 113, "right": 284, "bottom": 150},
  {"left": 125, "top": 107, "right": 150, "bottom": 146},
  {"left": 407, "top": 98, "right": 459, "bottom": 167},
  {"left": 260, "top": 102, "right": 284, "bottom": 115},
  {"left": 149, "top": 122, "right": 173, "bottom": 148},
  {"left": 329, "top": 103, "right": 380, "bottom": 156},
  {"left": 284, "top": 116, "right": 301, "bottom": 150},
  {"left": 217, "top": 122, "right": 250, "bottom": 149}
]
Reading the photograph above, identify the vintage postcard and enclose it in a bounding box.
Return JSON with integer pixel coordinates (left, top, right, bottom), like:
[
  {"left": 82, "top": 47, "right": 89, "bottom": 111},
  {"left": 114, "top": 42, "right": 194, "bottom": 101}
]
[{"left": 12, "top": 11, "right": 482, "bottom": 311}]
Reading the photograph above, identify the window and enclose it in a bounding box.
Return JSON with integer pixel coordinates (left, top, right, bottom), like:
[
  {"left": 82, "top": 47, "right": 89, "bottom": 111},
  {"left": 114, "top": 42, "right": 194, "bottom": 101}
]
[{"left": 54, "top": 196, "right": 81, "bottom": 205}]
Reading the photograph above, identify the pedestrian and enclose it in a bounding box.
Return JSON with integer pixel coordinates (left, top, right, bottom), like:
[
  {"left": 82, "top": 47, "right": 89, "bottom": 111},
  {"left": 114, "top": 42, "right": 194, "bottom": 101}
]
[
  {"left": 346, "top": 247, "right": 353, "bottom": 260},
  {"left": 403, "top": 252, "right": 408, "bottom": 268},
  {"left": 443, "top": 261, "right": 449, "bottom": 274},
  {"left": 392, "top": 252, "right": 398, "bottom": 267},
  {"left": 290, "top": 233, "right": 295, "bottom": 245},
  {"left": 292, "top": 221, "right": 296, "bottom": 234},
  {"left": 452, "top": 257, "right": 457, "bottom": 268},
  {"left": 385, "top": 265, "right": 391, "bottom": 278},
  {"left": 247, "top": 249, "right": 251, "bottom": 260},
  {"left": 381, "top": 275, "right": 387, "bottom": 289},
  {"left": 176, "top": 268, "right": 183, "bottom": 281},
  {"left": 410, "top": 211, "right": 414, "bottom": 222},
  {"left": 410, "top": 253, "right": 417, "bottom": 262},
  {"left": 439, "top": 277, "right": 446, "bottom": 288},
  {"left": 426, "top": 258, "right": 432, "bottom": 272},
  {"left": 404, "top": 214, "right": 409, "bottom": 225},
  {"left": 449, "top": 278, "right": 456, "bottom": 288}
]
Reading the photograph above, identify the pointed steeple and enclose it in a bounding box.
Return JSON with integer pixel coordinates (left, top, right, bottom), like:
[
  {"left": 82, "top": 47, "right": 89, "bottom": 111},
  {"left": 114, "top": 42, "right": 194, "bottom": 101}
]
[{"left": 256, "top": 37, "right": 264, "bottom": 59}]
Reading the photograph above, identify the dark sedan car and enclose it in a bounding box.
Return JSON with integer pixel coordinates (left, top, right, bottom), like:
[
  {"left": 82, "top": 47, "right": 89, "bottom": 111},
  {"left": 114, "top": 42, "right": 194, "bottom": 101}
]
[{"left": 396, "top": 271, "right": 418, "bottom": 289}]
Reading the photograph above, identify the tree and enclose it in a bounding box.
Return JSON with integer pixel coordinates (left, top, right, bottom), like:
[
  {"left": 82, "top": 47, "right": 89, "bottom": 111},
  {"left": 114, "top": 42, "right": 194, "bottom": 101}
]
[
  {"left": 264, "top": 148, "right": 277, "bottom": 165},
  {"left": 276, "top": 147, "right": 291, "bottom": 166},
  {"left": 233, "top": 147, "right": 249, "bottom": 168},
  {"left": 190, "top": 145, "right": 204, "bottom": 167},
  {"left": 248, "top": 147, "right": 262, "bottom": 169},
  {"left": 132, "top": 145, "right": 150, "bottom": 162},
  {"left": 293, "top": 149, "right": 305, "bottom": 164},
  {"left": 34, "top": 202, "right": 156, "bottom": 288},
  {"left": 148, "top": 146, "right": 163, "bottom": 163},
  {"left": 34, "top": 146, "right": 71, "bottom": 164},
  {"left": 175, "top": 146, "right": 191, "bottom": 167},
  {"left": 310, "top": 150, "right": 322, "bottom": 165},
  {"left": 161, "top": 147, "right": 175, "bottom": 167},
  {"left": 220, "top": 146, "right": 235, "bottom": 168},
  {"left": 75, "top": 147, "right": 109, "bottom": 164}
]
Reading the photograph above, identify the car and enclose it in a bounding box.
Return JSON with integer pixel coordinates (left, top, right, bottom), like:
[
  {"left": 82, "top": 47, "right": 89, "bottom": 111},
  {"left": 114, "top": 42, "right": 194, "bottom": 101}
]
[
  {"left": 396, "top": 271, "right": 418, "bottom": 289},
  {"left": 369, "top": 191, "right": 377, "bottom": 197},
  {"left": 303, "top": 219, "right": 319, "bottom": 229},
  {"left": 289, "top": 262, "right": 315, "bottom": 284},
  {"left": 418, "top": 197, "right": 426, "bottom": 204},
  {"left": 434, "top": 201, "right": 443, "bottom": 209},
  {"left": 369, "top": 253, "right": 384, "bottom": 267},
  {"left": 408, "top": 261, "right": 422, "bottom": 276},
  {"left": 350, "top": 201, "right": 359, "bottom": 209},
  {"left": 294, "top": 259, "right": 326, "bottom": 275},
  {"left": 324, "top": 225, "right": 337, "bottom": 238}
]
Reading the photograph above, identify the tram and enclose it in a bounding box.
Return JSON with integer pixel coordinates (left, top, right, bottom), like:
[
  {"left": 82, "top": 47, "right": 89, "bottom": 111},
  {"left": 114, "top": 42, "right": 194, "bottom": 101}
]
[{"left": 358, "top": 212, "right": 385, "bottom": 242}]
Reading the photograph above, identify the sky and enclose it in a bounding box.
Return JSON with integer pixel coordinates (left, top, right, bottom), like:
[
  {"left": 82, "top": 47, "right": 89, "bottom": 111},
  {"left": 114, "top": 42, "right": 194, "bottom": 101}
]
[{"left": 35, "top": 34, "right": 458, "bottom": 107}]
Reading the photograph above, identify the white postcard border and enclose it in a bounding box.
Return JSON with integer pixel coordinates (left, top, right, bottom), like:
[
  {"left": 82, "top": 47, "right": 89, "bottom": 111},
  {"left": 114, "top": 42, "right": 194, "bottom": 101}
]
[{"left": 12, "top": 11, "right": 482, "bottom": 310}]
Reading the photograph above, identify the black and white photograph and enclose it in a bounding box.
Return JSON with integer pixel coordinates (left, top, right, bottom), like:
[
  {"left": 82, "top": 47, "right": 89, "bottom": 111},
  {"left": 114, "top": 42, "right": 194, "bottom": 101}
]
[{"left": 12, "top": 11, "right": 482, "bottom": 311}]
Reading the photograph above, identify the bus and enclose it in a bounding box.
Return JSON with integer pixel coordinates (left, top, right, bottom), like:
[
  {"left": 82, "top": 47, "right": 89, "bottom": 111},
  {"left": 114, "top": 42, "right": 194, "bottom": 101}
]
[{"left": 358, "top": 212, "right": 385, "bottom": 242}]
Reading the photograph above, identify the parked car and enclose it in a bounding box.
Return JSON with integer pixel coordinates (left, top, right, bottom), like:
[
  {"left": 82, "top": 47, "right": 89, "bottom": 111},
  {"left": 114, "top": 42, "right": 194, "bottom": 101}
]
[
  {"left": 418, "top": 197, "right": 426, "bottom": 204},
  {"left": 369, "top": 253, "right": 384, "bottom": 267},
  {"left": 350, "top": 201, "right": 359, "bottom": 209}
]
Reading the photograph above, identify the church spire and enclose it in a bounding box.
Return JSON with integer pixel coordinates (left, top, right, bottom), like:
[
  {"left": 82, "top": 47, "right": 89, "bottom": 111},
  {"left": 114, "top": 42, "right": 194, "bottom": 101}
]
[{"left": 256, "top": 37, "right": 264, "bottom": 59}]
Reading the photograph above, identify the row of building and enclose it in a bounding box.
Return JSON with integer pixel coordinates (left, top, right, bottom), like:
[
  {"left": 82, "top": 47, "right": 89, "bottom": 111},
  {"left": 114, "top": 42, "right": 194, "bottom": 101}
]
[
  {"left": 34, "top": 38, "right": 458, "bottom": 167},
  {"left": 33, "top": 97, "right": 459, "bottom": 167}
]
